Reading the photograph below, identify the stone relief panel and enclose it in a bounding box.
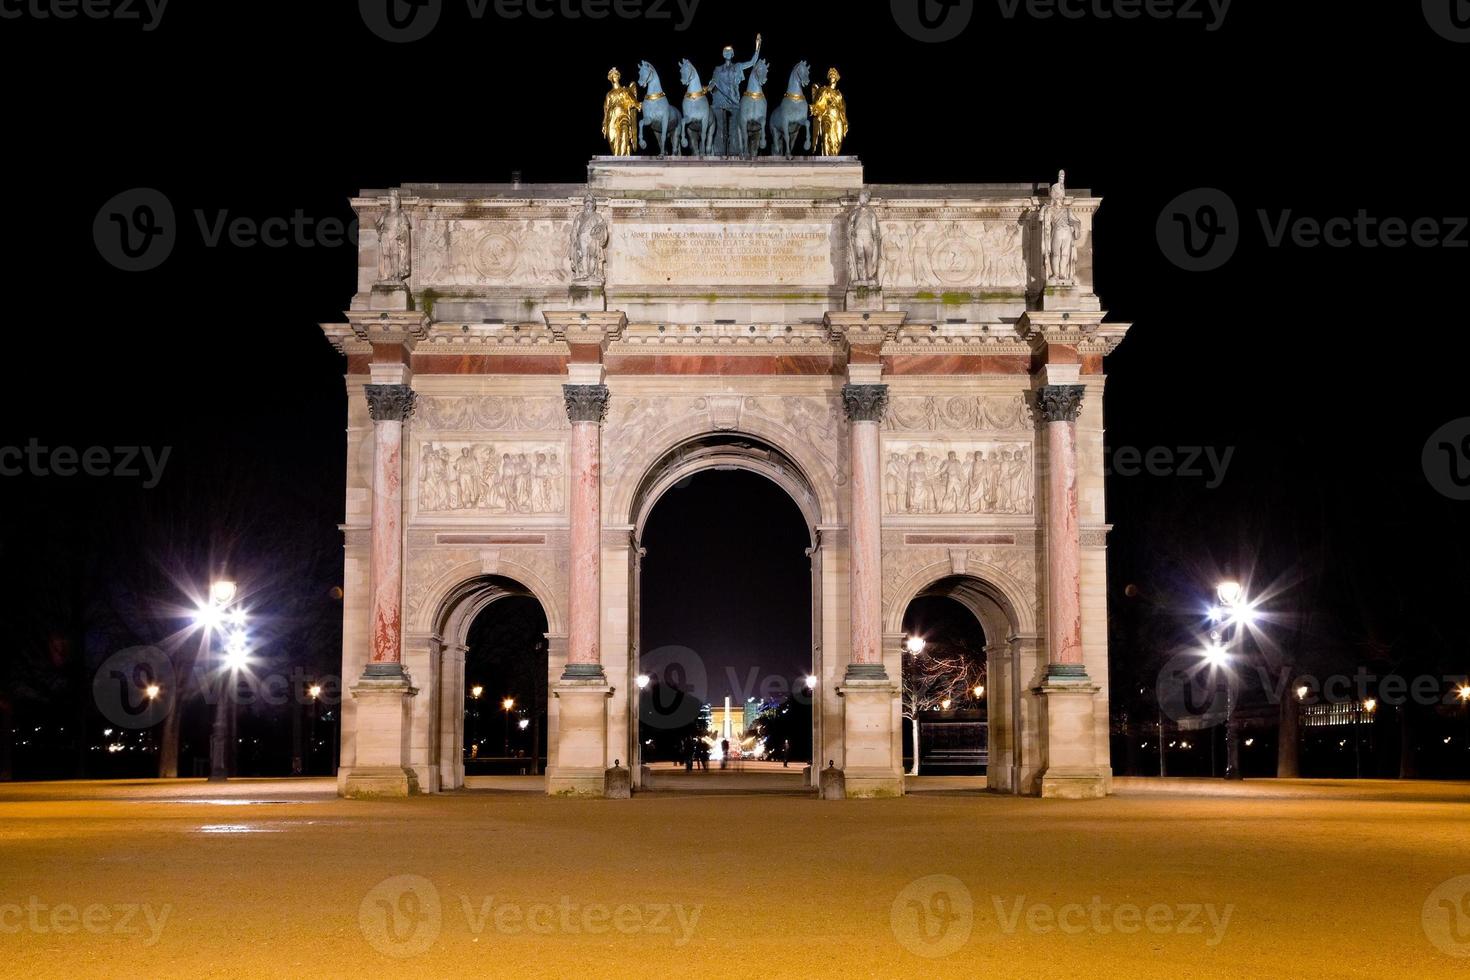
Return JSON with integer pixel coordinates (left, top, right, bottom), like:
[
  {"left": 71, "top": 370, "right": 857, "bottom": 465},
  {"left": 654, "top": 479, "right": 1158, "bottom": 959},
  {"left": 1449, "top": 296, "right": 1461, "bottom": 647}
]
[
  {"left": 883, "top": 394, "right": 1031, "bottom": 433},
  {"left": 405, "top": 550, "right": 473, "bottom": 624},
  {"left": 880, "top": 221, "right": 1028, "bottom": 291},
  {"left": 414, "top": 219, "right": 572, "bottom": 287},
  {"left": 883, "top": 440, "right": 1034, "bottom": 516},
  {"left": 416, "top": 441, "right": 566, "bottom": 516},
  {"left": 602, "top": 395, "right": 709, "bottom": 484},
  {"left": 881, "top": 543, "right": 1040, "bottom": 630},
  {"left": 414, "top": 395, "right": 569, "bottom": 432},
  {"left": 741, "top": 395, "right": 848, "bottom": 489}
]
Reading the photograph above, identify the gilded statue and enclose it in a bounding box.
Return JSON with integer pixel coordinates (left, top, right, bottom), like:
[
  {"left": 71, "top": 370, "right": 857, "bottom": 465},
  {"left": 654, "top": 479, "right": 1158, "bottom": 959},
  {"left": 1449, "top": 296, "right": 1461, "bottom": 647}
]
[
  {"left": 601, "top": 67, "right": 641, "bottom": 157},
  {"left": 810, "top": 67, "right": 848, "bottom": 156}
]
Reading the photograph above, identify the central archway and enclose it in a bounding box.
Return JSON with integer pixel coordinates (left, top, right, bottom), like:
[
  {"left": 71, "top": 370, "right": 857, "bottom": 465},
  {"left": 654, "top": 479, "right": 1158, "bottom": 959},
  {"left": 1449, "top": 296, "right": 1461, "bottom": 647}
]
[{"left": 627, "top": 433, "right": 825, "bottom": 790}]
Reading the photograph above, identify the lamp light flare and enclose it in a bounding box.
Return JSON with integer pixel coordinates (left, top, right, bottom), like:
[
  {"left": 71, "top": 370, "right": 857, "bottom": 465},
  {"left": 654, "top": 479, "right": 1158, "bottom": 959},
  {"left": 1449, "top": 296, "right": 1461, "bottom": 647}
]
[
  {"left": 145, "top": 684, "right": 161, "bottom": 700},
  {"left": 470, "top": 685, "right": 483, "bottom": 700},
  {"left": 803, "top": 675, "right": 817, "bottom": 691},
  {"left": 635, "top": 673, "right": 650, "bottom": 690},
  {"left": 210, "top": 580, "right": 238, "bottom": 606},
  {"left": 904, "top": 635, "right": 926, "bottom": 655},
  {"left": 502, "top": 697, "right": 515, "bottom": 712},
  {"left": 1216, "top": 581, "right": 1242, "bottom": 606}
]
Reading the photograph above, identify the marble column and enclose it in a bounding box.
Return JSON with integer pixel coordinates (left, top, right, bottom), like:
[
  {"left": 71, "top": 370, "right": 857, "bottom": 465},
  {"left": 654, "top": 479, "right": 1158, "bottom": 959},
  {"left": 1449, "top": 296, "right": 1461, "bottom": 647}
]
[
  {"left": 547, "top": 385, "right": 614, "bottom": 796},
  {"left": 341, "top": 382, "right": 420, "bottom": 798},
  {"left": 1037, "top": 384, "right": 1086, "bottom": 681},
  {"left": 364, "top": 383, "right": 414, "bottom": 677},
  {"left": 1034, "top": 383, "right": 1105, "bottom": 798},
  {"left": 562, "top": 384, "right": 609, "bottom": 681},
  {"left": 842, "top": 383, "right": 888, "bottom": 680},
  {"left": 836, "top": 383, "right": 903, "bottom": 797}
]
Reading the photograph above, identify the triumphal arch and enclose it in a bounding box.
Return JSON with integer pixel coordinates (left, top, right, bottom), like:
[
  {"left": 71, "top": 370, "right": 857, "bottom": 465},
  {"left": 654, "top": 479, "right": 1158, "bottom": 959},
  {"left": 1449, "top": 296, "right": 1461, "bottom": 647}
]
[{"left": 322, "top": 156, "right": 1127, "bottom": 800}]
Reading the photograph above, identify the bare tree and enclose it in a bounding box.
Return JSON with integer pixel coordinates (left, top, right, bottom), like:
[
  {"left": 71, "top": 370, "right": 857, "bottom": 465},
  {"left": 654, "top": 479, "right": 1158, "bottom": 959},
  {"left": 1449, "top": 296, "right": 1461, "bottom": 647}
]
[{"left": 901, "top": 647, "right": 981, "bottom": 776}]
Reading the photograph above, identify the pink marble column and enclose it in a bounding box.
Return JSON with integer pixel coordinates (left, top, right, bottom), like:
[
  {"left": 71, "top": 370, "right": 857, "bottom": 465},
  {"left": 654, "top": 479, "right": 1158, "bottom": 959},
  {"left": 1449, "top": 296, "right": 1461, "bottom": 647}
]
[
  {"left": 842, "top": 384, "right": 888, "bottom": 679},
  {"left": 364, "top": 384, "right": 416, "bottom": 677},
  {"left": 562, "top": 384, "right": 610, "bottom": 679},
  {"left": 1037, "top": 385, "right": 1086, "bottom": 679}
]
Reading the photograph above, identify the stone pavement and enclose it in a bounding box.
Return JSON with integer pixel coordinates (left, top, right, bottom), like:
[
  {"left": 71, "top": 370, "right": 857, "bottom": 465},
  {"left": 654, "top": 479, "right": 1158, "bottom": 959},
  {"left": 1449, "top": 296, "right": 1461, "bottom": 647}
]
[{"left": 1, "top": 777, "right": 1466, "bottom": 977}]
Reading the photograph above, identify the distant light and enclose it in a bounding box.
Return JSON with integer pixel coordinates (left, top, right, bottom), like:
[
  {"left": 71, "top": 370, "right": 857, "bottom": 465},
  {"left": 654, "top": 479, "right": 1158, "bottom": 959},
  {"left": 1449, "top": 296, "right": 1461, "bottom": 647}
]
[
  {"left": 1244, "top": 738, "right": 1254, "bottom": 747},
  {"left": 470, "top": 685, "right": 483, "bottom": 699},
  {"left": 635, "top": 674, "right": 650, "bottom": 690},
  {"left": 1364, "top": 698, "right": 1377, "bottom": 714},
  {"left": 940, "top": 698, "right": 951, "bottom": 710},
  {"left": 145, "top": 684, "right": 161, "bottom": 701},
  {"left": 1458, "top": 685, "right": 1470, "bottom": 703},
  {"left": 803, "top": 675, "right": 816, "bottom": 691},
  {"left": 210, "top": 580, "right": 238, "bottom": 605},
  {"left": 502, "top": 697, "right": 515, "bottom": 712},
  {"left": 308, "top": 684, "right": 323, "bottom": 700},
  {"left": 904, "top": 636, "right": 926, "bottom": 655},
  {"left": 518, "top": 719, "right": 529, "bottom": 730},
  {"left": 1296, "top": 685, "right": 1309, "bottom": 701},
  {"left": 974, "top": 685, "right": 985, "bottom": 700}
]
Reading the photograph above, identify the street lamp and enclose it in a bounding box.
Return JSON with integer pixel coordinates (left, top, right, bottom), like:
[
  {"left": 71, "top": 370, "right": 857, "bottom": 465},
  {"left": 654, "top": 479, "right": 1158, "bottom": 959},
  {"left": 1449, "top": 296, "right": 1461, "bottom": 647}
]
[
  {"left": 905, "top": 635, "right": 926, "bottom": 655},
  {"left": 145, "top": 684, "right": 161, "bottom": 701},
  {"left": 974, "top": 685, "right": 985, "bottom": 700},
  {"left": 635, "top": 673, "right": 651, "bottom": 690},
  {"left": 1206, "top": 580, "right": 1254, "bottom": 781},
  {"left": 502, "top": 697, "right": 515, "bottom": 756},
  {"left": 468, "top": 685, "right": 483, "bottom": 758},
  {"left": 198, "top": 579, "right": 247, "bottom": 783}
]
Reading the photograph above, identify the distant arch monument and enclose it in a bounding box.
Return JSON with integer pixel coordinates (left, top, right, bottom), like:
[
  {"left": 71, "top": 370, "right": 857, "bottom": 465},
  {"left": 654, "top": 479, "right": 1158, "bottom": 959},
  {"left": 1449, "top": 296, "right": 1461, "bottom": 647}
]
[{"left": 322, "top": 158, "right": 1128, "bottom": 799}]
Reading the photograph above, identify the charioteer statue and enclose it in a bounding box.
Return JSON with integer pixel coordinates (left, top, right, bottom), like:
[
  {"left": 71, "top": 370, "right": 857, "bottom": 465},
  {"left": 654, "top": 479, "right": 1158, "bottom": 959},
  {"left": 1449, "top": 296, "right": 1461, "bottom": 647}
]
[{"left": 710, "top": 34, "right": 762, "bottom": 156}]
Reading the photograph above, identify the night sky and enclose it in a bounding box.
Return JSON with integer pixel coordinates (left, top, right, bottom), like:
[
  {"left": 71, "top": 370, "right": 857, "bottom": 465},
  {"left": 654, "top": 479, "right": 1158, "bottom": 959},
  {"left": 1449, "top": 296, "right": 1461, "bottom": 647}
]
[{"left": 3, "top": 4, "right": 1468, "bottom": 770}]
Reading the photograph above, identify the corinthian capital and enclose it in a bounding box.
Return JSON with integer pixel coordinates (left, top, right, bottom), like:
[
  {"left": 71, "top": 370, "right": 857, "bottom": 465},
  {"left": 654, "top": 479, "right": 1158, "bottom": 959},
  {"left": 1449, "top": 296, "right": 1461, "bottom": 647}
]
[
  {"left": 841, "top": 384, "right": 889, "bottom": 423},
  {"left": 563, "top": 384, "right": 611, "bottom": 424},
  {"left": 1035, "top": 384, "right": 1085, "bottom": 423},
  {"left": 364, "top": 384, "right": 417, "bottom": 422}
]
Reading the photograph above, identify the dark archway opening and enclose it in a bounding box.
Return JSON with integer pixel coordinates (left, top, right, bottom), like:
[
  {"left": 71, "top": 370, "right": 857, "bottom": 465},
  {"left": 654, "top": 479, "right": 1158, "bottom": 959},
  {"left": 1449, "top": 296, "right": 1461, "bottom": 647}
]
[
  {"left": 901, "top": 594, "right": 988, "bottom": 776},
  {"left": 639, "top": 469, "right": 813, "bottom": 774},
  {"left": 463, "top": 595, "right": 548, "bottom": 775}
]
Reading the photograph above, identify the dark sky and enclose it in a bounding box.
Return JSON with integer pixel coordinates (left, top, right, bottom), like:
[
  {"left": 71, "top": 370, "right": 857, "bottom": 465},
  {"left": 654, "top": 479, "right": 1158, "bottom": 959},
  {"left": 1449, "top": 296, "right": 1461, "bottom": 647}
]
[{"left": 3, "top": 3, "right": 1468, "bottom": 737}]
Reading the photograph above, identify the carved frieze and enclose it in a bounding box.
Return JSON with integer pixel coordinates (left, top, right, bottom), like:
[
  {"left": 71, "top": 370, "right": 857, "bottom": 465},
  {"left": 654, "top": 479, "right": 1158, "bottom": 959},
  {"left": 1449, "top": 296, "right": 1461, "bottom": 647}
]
[
  {"left": 415, "top": 441, "right": 566, "bottom": 516},
  {"left": 879, "top": 220, "right": 1028, "bottom": 290},
  {"left": 415, "top": 219, "right": 572, "bottom": 287},
  {"left": 414, "top": 395, "right": 570, "bottom": 432},
  {"left": 882, "top": 440, "right": 1034, "bottom": 516},
  {"left": 883, "top": 394, "right": 1031, "bottom": 433}
]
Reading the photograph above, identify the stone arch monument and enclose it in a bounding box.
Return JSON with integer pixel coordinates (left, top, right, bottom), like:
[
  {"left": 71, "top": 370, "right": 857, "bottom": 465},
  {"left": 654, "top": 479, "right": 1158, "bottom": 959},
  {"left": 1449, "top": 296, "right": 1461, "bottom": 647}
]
[{"left": 322, "top": 159, "right": 1128, "bottom": 798}]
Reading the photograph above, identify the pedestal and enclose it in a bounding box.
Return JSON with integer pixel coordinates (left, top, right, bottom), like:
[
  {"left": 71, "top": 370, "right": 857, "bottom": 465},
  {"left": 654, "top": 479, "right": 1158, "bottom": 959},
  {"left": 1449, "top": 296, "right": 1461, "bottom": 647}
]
[
  {"left": 340, "top": 674, "right": 420, "bottom": 798},
  {"left": 1036, "top": 677, "right": 1107, "bottom": 799},
  {"left": 844, "top": 284, "right": 884, "bottom": 311},
  {"left": 837, "top": 676, "right": 904, "bottom": 797},
  {"left": 546, "top": 679, "right": 613, "bottom": 796}
]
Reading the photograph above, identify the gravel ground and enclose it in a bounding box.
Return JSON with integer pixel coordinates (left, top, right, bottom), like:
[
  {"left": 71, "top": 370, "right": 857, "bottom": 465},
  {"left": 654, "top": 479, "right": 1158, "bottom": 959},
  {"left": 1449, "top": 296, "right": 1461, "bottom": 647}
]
[{"left": 1, "top": 777, "right": 1466, "bottom": 978}]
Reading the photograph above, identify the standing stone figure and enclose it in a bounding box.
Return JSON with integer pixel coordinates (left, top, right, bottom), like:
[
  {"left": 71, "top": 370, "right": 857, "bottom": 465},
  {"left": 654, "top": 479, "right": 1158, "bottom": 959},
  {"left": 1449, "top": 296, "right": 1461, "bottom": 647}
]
[
  {"left": 570, "top": 195, "right": 609, "bottom": 284},
  {"left": 1041, "top": 170, "right": 1083, "bottom": 285},
  {"left": 847, "top": 189, "right": 882, "bottom": 287},
  {"left": 601, "top": 67, "right": 641, "bottom": 157},
  {"left": 810, "top": 67, "right": 849, "bottom": 156},
  {"left": 375, "top": 188, "right": 411, "bottom": 285},
  {"left": 710, "top": 34, "right": 762, "bottom": 156}
]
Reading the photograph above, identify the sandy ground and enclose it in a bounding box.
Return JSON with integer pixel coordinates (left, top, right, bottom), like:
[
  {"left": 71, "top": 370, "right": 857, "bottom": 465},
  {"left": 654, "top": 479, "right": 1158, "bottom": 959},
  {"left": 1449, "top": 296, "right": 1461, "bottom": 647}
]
[{"left": 1, "top": 777, "right": 1467, "bottom": 978}]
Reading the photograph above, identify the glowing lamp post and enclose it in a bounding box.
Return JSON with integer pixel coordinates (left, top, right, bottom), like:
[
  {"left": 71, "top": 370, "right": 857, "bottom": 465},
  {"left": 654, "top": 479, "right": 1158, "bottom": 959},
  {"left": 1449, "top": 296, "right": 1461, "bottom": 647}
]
[
  {"left": 1205, "top": 579, "right": 1256, "bottom": 782},
  {"left": 196, "top": 579, "right": 248, "bottom": 783}
]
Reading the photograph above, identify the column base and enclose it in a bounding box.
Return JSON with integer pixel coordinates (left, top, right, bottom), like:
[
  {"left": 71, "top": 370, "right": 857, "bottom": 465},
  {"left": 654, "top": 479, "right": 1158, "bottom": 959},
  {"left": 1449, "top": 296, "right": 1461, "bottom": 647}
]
[
  {"left": 546, "top": 678, "right": 613, "bottom": 797},
  {"left": 340, "top": 672, "right": 420, "bottom": 799},
  {"left": 837, "top": 676, "right": 904, "bottom": 798},
  {"left": 1036, "top": 674, "right": 1108, "bottom": 800}
]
